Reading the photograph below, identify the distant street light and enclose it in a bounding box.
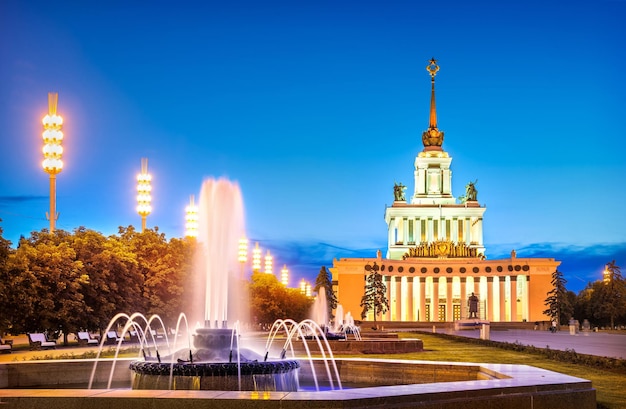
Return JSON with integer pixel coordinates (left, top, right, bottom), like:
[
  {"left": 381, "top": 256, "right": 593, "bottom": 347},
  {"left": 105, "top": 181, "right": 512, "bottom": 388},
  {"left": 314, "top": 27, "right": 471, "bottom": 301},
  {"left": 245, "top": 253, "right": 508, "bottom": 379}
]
[
  {"left": 185, "top": 195, "right": 198, "bottom": 238},
  {"left": 603, "top": 265, "right": 611, "bottom": 284},
  {"left": 252, "top": 242, "right": 262, "bottom": 273},
  {"left": 42, "top": 92, "right": 63, "bottom": 233},
  {"left": 136, "top": 158, "right": 152, "bottom": 232},
  {"left": 281, "top": 265, "right": 289, "bottom": 286},
  {"left": 264, "top": 251, "right": 273, "bottom": 275},
  {"left": 238, "top": 237, "right": 248, "bottom": 279}
]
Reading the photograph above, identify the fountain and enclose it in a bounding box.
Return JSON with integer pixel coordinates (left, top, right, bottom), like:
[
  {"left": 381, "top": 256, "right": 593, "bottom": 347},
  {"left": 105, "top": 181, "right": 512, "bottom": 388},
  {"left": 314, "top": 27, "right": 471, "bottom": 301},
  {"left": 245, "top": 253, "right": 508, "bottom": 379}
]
[
  {"left": 128, "top": 178, "right": 302, "bottom": 391},
  {"left": 0, "top": 178, "right": 597, "bottom": 407}
]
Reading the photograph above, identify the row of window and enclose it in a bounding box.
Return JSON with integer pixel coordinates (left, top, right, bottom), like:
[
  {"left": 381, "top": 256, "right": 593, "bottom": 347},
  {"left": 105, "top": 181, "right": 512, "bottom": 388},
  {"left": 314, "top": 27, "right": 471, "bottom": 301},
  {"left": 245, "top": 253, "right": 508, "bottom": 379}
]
[{"left": 380, "top": 264, "right": 530, "bottom": 274}]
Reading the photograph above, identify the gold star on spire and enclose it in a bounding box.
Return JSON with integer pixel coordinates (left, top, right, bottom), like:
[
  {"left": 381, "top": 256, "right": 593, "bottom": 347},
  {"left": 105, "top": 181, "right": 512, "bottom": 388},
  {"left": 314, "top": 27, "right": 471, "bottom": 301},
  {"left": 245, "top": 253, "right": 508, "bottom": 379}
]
[{"left": 426, "top": 58, "right": 439, "bottom": 78}]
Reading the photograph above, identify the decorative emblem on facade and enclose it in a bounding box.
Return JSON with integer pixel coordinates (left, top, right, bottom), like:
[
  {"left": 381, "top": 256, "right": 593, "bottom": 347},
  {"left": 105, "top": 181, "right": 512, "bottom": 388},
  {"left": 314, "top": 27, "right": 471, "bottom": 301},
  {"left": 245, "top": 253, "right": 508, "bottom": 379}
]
[{"left": 402, "top": 240, "right": 482, "bottom": 259}]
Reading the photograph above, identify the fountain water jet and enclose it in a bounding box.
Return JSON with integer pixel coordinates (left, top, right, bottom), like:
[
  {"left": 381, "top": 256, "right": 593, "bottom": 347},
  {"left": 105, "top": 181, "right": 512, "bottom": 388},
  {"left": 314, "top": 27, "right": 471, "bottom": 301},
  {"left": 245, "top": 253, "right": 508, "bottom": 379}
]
[{"left": 129, "top": 178, "right": 302, "bottom": 391}]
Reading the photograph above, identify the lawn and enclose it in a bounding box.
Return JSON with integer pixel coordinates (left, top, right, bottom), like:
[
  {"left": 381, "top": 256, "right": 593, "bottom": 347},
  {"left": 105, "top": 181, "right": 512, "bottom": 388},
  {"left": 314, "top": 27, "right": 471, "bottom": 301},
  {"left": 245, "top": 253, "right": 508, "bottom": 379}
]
[{"left": 342, "top": 332, "right": 625, "bottom": 409}]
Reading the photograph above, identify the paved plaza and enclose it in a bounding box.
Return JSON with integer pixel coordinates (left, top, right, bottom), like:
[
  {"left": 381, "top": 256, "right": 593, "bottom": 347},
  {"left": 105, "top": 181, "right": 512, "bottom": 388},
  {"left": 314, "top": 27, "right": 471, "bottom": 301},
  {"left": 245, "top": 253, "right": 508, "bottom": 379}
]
[{"left": 443, "top": 328, "right": 626, "bottom": 360}]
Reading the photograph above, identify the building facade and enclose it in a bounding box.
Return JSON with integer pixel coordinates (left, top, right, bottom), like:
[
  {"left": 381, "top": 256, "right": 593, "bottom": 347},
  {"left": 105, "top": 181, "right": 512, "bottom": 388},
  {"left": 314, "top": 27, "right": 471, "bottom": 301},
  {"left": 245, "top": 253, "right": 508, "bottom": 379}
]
[{"left": 331, "top": 59, "right": 559, "bottom": 323}]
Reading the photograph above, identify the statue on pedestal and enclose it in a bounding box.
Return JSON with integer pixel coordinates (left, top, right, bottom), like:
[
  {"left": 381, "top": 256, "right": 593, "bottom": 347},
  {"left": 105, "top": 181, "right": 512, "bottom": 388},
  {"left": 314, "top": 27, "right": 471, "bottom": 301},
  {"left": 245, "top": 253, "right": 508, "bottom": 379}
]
[
  {"left": 393, "top": 182, "right": 406, "bottom": 202},
  {"left": 459, "top": 180, "right": 478, "bottom": 203}
]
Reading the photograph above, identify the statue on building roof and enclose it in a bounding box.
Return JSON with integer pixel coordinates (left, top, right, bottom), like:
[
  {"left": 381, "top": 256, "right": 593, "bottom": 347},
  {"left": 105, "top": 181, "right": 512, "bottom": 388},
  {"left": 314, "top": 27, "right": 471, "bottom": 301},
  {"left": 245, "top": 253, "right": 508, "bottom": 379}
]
[
  {"left": 459, "top": 180, "right": 478, "bottom": 203},
  {"left": 393, "top": 182, "right": 406, "bottom": 201}
]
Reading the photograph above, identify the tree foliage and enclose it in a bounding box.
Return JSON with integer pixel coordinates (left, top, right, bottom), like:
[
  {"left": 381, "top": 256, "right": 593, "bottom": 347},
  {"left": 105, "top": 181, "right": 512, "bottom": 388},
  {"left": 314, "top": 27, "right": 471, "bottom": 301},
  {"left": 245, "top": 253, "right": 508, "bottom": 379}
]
[
  {"left": 360, "top": 262, "right": 389, "bottom": 322},
  {"left": 543, "top": 269, "right": 570, "bottom": 324},
  {"left": 314, "top": 266, "right": 337, "bottom": 320},
  {"left": 0, "top": 225, "right": 196, "bottom": 341},
  {"left": 248, "top": 272, "right": 313, "bottom": 326}
]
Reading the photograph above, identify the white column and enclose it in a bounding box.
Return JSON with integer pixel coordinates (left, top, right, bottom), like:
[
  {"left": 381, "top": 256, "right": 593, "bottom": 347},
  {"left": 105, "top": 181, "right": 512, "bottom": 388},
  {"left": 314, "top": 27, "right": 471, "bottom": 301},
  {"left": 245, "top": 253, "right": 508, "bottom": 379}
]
[
  {"left": 405, "top": 277, "right": 412, "bottom": 321},
  {"left": 488, "top": 276, "right": 497, "bottom": 321},
  {"left": 500, "top": 277, "right": 507, "bottom": 322},
  {"left": 451, "top": 217, "right": 458, "bottom": 243},
  {"left": 446, "top": 278, "right": 453, "bottom": 322},
  {"left": 419, "top": 277, "right": 426, "bottom": 321},
  {"left": 432, "top": 278, "right": 439, "bottom": 322},
  {"left": 460, "top": 278, "right": 467, "bottom": 319},
  {"left": 388, "top": 217, "right": 395, "bottom": 247},
  {"left": 403, "top": 218, "right": 409, "bottom": 245},
  {"left": 427, "top": 218, "right": 434, "bottom": 243},
  {"left": 511, "top": 277, "right": 518, "bottom": 322},
  {"left": 389, "top": 276, "right": 397, "bottom": 321},
  {"left": 522, "top": 275, "right": 529, "bottom": 322},
  {"left": 477, "top": 218, "right": 484, "bottom": 246}
]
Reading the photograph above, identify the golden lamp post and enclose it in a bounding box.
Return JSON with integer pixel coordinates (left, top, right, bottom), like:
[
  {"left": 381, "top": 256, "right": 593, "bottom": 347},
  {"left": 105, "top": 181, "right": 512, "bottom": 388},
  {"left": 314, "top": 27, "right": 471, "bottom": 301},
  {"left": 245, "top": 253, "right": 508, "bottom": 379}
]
[
  {"left": 42, "top": 92, "right": 64, "bottom": 233},
  {"left": 185, "top": 195, "right": 198, "bottom": 238},
  {"left": 252, "top": 242, "right": 262, "bottom": 273},
  {"left": 264, "top": 250, "right": 273, "bottom": 275},
  {"left": 281, "top": 264, "right": 289, "bottom": 286},
  {"left": 238, "top": 237, "right": 248, "bottom": 280},
  {"left": 136, "top": 158, "right": 152, "bottom": 232}
]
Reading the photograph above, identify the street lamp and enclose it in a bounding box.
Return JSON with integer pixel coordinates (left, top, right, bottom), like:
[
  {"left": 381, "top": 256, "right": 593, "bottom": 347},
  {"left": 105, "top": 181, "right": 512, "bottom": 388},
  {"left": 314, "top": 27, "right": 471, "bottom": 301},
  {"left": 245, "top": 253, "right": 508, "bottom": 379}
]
[
  {"left": 42, "top": 92, "right": 63, "bottom": 233},
  {"left": 252, "top": 242, "right": 262, "bottom": 272},
  {"left": 281, "top": 265, "right": 289, "bottom": 286},
  {"left": 264, "top": 251, "right": 273, "bottom": 275},
  {"left": 238, "top": 237, "right": 248, "bottom": 280},
  {"left": 136, "top": 158, "right": 152, "bottom": 232},
  {"left": 185, "top": 195, "right": 198, "bottom": 238},
  {"left": 300, "top": 279, "right": 307, "bottom": 295},
  {"left": 603, "top": 265, "right": 611, "bottom": 285}
]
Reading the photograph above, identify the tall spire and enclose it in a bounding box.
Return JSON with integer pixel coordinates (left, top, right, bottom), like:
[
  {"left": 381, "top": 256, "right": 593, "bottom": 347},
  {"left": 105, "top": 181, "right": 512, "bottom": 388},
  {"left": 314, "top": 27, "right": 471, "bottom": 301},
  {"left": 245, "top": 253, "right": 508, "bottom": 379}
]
[{"left": 422, "top": 58, "right": 444, "bottom": 150}]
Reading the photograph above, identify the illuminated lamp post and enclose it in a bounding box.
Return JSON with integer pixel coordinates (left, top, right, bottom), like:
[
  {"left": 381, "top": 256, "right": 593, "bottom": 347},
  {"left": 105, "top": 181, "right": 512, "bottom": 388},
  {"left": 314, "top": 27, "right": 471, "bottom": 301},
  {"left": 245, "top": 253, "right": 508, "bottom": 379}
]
[
  {"left": 185, "top": 195, "right": 198, "bottom": 238},
  {"left": 281, "top": 265, "right": 289, "bottom": 286},
  {"left": 136, "top": 158, "right": 152, "bottom": 232},
  {"left": 300, "top": 279, "right": 307, "bottom": 295},
  {"left": 264, "top": 251, "right": 273, "bottom": 275},
  {"left": 252, "top": 242, "right": 262, "bottom": 272},
  {"left": 42, "top": 92, "right": 63, "bottom": 233},
  {"left": 306, "top": 282, "right": 312, "bottom": 297},
  {"left": 238, "top": 237, "right": 248, "bottom": 279},
  {"left": 603, "top": 265, "right": 611, "bottom": 285}
]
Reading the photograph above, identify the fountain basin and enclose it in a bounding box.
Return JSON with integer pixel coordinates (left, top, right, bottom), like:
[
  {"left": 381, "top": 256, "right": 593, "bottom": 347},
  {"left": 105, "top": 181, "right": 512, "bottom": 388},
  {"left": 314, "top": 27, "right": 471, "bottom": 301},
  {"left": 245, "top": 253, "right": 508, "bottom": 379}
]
[
  {"left": 130, "top": 359, "right": 301, "bottom": 391},
  {"left": 0, "top": 358, "right": 595, "bottom": 408}
]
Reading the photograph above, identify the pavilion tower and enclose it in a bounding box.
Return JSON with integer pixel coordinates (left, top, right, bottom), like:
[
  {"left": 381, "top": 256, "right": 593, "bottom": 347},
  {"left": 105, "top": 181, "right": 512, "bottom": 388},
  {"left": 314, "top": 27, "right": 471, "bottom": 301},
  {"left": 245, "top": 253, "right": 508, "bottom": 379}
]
[{"left": 384, "top": 59, "right": 486, "bottom": 259}]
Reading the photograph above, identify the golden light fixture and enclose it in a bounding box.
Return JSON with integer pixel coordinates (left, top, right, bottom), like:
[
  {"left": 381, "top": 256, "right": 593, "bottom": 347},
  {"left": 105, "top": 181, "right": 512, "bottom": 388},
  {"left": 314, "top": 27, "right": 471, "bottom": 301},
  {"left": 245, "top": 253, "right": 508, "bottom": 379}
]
[
  {"left": 185, "top": 195, "right": 198, "bottom": 238},
  {"left": 300, "top": 279, "right": 307, "bottom": 295},
  {"left": 252, "top": 242, "right": 262, "bottom": 272},
  {"left": 264, "top": 250, "right": 273, "bottom": 275},
  {"left": 136, "top": 158, "right": 152, "bottom": 232},
  {"left": 42, "top": 92, "right": 63, "bottom": 233},
  {"left": 238, "top": 237, "right": 248, "bottom": 280},
  {"left": 281, "top": 264, "right": 289, "bottom": 286},
  {"left": 603, "top": 266, "right": 611, "bottom": 284}
]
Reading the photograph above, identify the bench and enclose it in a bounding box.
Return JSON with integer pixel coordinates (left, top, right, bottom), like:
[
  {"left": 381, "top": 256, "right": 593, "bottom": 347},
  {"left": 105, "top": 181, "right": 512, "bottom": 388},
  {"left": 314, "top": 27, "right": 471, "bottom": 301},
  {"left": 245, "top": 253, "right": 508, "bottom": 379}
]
[
  {"left": 105, "top": 330, "right": 124, "bottom": 345},
  {"left": 76, "top": 331, "right": 99, "bottom": 346},
  {"left": 27, "top": 333, "right": 56, "bottom": 350},
  {"left": 0, "top": 336, "right": 12, "bottom": 353}
]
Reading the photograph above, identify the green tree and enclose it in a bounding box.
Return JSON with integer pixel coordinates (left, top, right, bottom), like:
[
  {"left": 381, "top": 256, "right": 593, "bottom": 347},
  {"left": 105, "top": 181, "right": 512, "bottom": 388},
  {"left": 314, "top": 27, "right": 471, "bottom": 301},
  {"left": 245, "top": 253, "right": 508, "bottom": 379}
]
[
  {"left": 0, "top": 223, "right": 15, "bottom": 333},
  {"left": 543, "top": 269, "right": 569, "bottom": 325},
  {"left": 15, "top": 230, "right": 86, "bottom": 344},
  {"left": 249, "top": 272, "right": 313, "bottom": 325},
  {"left": 71, "top": 227, "right": 142, "bottom": 331},
  {"left": 314, "top": 266, "right": 337, "bottom": 321},
  {"left": 360, "top": 262, "right": 389, "bottom": 323},
  {"left": 600, "top": 260, "right": 625, "bottom": 329}
]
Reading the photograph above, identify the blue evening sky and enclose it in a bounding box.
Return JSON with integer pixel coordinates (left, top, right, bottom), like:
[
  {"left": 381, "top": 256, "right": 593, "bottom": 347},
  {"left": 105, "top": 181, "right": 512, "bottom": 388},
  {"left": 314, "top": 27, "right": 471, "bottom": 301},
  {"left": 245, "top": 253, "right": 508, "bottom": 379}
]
[{"left": 1, "top": 0, "right": 624, "bottom": 293}]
